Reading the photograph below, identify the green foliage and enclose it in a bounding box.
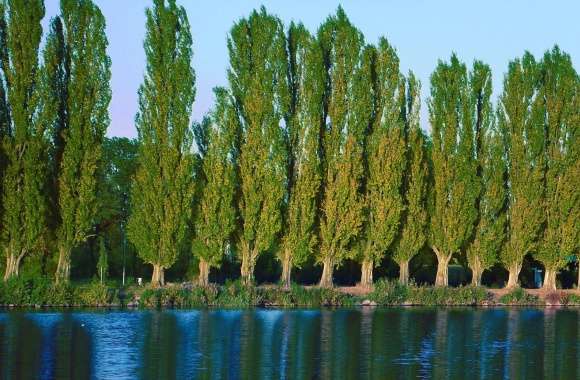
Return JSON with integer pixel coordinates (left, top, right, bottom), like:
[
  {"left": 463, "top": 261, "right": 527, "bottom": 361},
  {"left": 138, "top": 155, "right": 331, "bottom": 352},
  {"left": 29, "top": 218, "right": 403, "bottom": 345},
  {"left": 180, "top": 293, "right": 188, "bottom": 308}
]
[
  {"left": 0, "top": 0, "right": 47, "bottom": 280},
  {"left": 393, "top": 74, "right": 428, "bottom": 278},
  {"left": 192, "top": 88, "right": 237, "bottom": 274},
  {"left": 0, "top": 276, "right": 75, "bottom": 306},
  {"left": 279, "top": 23, "right": 324, "bottom": 283},
  {"left": 499, "top": 52, "right": 545, "bottom": 285},
  {"left": 367, "top": 280, "right": 409, "bottom": 305},
  {"left": 77, "top": 281, "right": 115, "bottom": 306},
  {"left": 128, "top": 0, "right": 196, "bottom": 286},
  {"left": 49, "top": 0, "right": 111, "bottom": 282},
  {"left": 535, "top": 47, "right": 579, "bottom": 278},
  {"left": 498, "top": 288, "right": 541, "bottom": 305},
  {"left": 359, "top": 39, "right": 406, "bottom": 281},
  {"left": 406, "top": 285, "right": 489, "bottom": 306},
  {"left": 97, "top": 237, "right": 108, "bottom": 283},
  {"left": 317, "top": 8, "right": 366, "bottom": 286},
  {"left": 215, "top": 280, "right": 262, "bottom": 308},
  {"left": 228, "top": 7, "right": 289, "bottom": 284},
  {"left": 467, "top": 62, "right": 507, "bottom": 285},
  {"left": 428, "top": 54, "right": 480, "bottom": 285}
]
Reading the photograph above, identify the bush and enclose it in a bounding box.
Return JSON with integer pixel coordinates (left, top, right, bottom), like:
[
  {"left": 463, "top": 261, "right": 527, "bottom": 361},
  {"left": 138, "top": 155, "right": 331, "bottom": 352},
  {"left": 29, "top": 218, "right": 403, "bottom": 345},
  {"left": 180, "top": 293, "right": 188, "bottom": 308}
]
[
  {"left": 567, "top": 293, "right": 580, "bottom": 305},
  {"left": 498, "top": 288, "right": 540, "bottom": 305},
  {"left": 78, "top": 282, "right": 115, "bottom": 306},
  {"left": 407, "top": 285, "right": 488, "bottom": 306},
  {"left": 368, "top": 280, "right": 408, "bottom": 305},
  {"left": 215, "top": 280, "right": 261, "bottom": 308}
]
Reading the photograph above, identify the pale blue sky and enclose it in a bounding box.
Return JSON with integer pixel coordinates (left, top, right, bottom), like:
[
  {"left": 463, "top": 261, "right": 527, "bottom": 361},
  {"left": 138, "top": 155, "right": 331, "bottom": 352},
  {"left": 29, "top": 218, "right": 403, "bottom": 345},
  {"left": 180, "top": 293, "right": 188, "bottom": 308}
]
[{"left": 44, "top": 0, "right": 579, "bottom": 137}]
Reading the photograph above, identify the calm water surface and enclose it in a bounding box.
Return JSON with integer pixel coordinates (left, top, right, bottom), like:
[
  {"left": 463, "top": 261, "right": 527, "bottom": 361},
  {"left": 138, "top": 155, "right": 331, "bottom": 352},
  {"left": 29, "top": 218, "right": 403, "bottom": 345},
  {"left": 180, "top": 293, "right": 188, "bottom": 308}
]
[{"left": 0, "top": 307, "right": 578, "bottom": 379}]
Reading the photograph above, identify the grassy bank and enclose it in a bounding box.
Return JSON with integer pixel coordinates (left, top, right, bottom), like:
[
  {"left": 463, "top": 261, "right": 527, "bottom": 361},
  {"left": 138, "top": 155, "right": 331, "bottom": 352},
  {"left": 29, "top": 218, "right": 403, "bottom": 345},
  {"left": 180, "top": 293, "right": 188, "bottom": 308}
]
[{"left": 1, "top": 278, "right": 579, "bottom": 308}]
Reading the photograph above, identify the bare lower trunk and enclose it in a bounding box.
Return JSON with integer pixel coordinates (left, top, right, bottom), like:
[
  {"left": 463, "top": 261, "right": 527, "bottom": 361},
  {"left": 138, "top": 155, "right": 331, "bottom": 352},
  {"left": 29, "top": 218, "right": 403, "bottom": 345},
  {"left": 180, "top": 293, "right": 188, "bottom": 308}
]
[
  {"left": 198, "top": 259, "right": 210, "bottom": 286},
  {"left": 360, "top": 259, "right": 373, "bottom": 289},
  {"left": 281, "top": 250, "right": 292, "bottom": 289},
  {"left": 505, "top": 262, "right": 522, "bottom": 288},
  {"left": 151, "top": 264, "right": 165, "bottom": 287},
  {"left": 470, "top": 256, "right": 483, "bottom": 287},
  {"left": 55, "top": 246, "right": 71, "bottom": 284},
  {"left": 319, "top": 258, "right": 334, "bottom": 288},
  {"left": 398, "top": 259, "right": 410, "bottom": 285},
  {"left": 542, "top": 269, "right": 557, "bottom": 291},
  {"left": 434, "top": 247, "right": 451, "bottom": 287},
  {"left": 240, "top": 244, "right": 256, "bottom": 286},
  {"left": 578, "top": 263, "right": 579, "bottom": 289},
  {"left": 3, "top": 249, "right": 24, "bottom": 281}
]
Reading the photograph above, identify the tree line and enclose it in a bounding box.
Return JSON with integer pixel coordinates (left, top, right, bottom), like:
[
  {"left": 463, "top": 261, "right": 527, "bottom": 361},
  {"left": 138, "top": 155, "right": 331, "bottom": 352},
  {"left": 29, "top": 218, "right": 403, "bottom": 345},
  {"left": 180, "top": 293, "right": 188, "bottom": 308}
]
[{"left": 0, "top": 0, "right": 578, "bottom": 290}]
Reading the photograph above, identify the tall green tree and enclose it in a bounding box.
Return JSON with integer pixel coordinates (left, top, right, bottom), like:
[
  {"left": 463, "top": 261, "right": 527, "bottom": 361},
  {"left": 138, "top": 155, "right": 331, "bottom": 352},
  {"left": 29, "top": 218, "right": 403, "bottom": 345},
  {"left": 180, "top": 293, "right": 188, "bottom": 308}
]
[
  {"left": 227, "top": 7, "right": 289, "bottom": 285},
  {"left": 428, "top": 55, "right": 479, "bottom": 286},
  {"left": 466, "top": 61, "right": 507, "bottom": 286},
  {"left": 317, "top": 8, "right": 366, "bottom": 288},
  {"left": 467, "top": 131, "right": 507, "bottom": 286},
  {"left": 50, "top": 0, "right": 111, "bottom": 284},
  {"left": 393, "top": 73, "right": 428, "bottom": 285},
  {"left": 279, "top": 23, "right": 324, "bottom": 288},
  {"left": 0, "top": 0, "right": 47, "bottom": 280},
  {"left": 192, "top": 88, "right": 237, "bottom": 286},
  {"left": 359, "top": 39, "right": 406, "bottom": 288},
  {"left": 535, "top": 47, "right": 579, "bottom": 290},
  {"left": 498, "top": 53, "right": 545, "bottom": 288},
  {"left": 128, "top": 0, "right": 196, "bottom": 287}
]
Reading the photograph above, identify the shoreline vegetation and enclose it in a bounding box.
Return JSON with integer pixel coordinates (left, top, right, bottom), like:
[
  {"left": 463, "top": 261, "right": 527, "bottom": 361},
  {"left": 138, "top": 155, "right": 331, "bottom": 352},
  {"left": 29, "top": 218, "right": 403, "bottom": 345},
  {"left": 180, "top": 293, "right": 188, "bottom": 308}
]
[
  {"left": 0, "top": 1, "right": 578, "bottom": 295},
  {"left": 1, "top": 279, "right": 579, "bottom": 309}
]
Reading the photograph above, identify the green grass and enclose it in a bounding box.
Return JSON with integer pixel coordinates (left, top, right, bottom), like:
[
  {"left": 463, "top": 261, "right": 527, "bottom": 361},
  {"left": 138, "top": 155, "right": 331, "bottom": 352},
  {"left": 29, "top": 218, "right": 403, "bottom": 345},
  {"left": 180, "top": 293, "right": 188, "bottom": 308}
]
[{"left": 498, "top": 287, "right": 541, "bottom": 305}]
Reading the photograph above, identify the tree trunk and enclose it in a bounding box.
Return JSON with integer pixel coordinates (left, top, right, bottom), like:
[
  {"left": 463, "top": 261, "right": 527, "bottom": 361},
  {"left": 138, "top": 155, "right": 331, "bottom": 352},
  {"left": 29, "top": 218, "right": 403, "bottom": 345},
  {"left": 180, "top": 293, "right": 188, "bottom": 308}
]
[
  {"left": 470, "top": 256, "right": 483, "bottom": 287},
  {"left": 542, "top": 269, "right": 557, "bottom": 291},
  {"left": 4, "top": 248, "right": 25, "bottom": 281},
  {"left": 360, "top": 259, "right": 373, "bottom": 289},
  {"left": 398, "top": 259, "right": 410, "bottom": 285},
  {"left": 505, "top": 262, "right": 522, "bottom": 288},
  {"left": 578, "top": 262, "right": 579, "bottom": 290},
  {"left": 151, "top": 264, "right": 165, "bottom": 287},
  {"left": 319, "top": 258, "right": 334, "bottom": 288},
  {"left": 434, "top": 247, "right": 451, "bottom": 287},
  {"left": 198, "top": 259, "right": 210, "bottom": 286},
  {"left": 55, "top": 246, "right": 71, "bottom": 284},
  {"left": 280, "top": 249, "right": 292, "bottom": 289},
  {"left": 240, "top": 244, "right": 256, "bottom": 286}
]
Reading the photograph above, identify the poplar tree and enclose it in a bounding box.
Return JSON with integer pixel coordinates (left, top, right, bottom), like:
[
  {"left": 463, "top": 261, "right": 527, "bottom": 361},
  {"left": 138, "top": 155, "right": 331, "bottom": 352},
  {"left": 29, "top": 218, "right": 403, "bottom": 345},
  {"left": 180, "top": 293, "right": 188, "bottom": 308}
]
[
  {"left": 227, "top": 7, "right": 289, "bottom": 285},
  {"left": 317, "top": 8, "right": 366, "bottom": 288},
  {"left": 192, "top": 88, "right": 237, "bottom": 286},
  {"left": 279, "top": 23, "right": 324, "bottom": 288},
  {"left": 128, "top": 0, "right": 196, "bottom": 287},
  {"left": 467, "top": 131, "right": 507, "bottom": 286},
  {"left": 535, "top": 47, "right": 579, "bottom": 290},
  {"left": 498, "top": 53, "right": 545, "bottom": 288},
  {"left": 51, "top": 0, "right": 111, "bottom": 284},
  {"left": 466, "top": 61, "right": 506, "bottom": 286},
  {"left": 393, "top": 73, "right": 428, "bottom": 285},
  {"left": 97, "top": 236, "right": 108, "bottom": 283},
  {"left": 428, "top": 55, "right": 478, "bottom": 286},
  {"left": 0, "top": 0, "right": 47, "bottom": 280},
  {"left": 359, "top": 39, "right": 406, "bottom": 288}
]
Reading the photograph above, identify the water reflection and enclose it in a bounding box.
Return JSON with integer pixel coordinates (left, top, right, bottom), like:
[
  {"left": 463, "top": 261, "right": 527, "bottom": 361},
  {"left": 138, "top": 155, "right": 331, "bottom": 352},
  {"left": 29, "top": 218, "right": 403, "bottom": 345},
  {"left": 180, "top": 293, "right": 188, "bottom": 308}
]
[{"left": 0, "top": 308, "right": 578, "bottom": 379}]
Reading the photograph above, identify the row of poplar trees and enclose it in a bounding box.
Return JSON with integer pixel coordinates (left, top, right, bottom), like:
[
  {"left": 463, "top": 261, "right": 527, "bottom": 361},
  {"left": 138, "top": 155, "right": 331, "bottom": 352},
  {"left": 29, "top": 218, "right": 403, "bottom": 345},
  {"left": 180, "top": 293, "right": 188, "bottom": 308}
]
[
  {"left": 127, "top": 2, "right": 578, "bottom": 290},
  {"left": 1, "top": 1, "right": 577, "bottom": 290},
  {"left": 0, "top": 0, "right": 110, "bottom": 284}
]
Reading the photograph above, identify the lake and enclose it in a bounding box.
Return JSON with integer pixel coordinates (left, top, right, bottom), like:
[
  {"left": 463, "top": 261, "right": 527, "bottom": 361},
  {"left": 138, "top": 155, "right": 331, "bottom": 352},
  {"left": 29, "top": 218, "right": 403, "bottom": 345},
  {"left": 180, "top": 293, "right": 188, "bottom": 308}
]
[{"left": 0, "top": 307, "right": 578, "bottom": 379}]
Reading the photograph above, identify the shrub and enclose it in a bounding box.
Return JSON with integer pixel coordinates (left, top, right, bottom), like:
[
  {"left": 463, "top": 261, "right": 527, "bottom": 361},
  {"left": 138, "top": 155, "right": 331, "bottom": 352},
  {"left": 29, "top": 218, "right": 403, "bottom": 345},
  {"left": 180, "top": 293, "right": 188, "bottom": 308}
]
[
  {"left": 567, "top": 293, "right": 580, "bottom": 305},
  {"left": 407, "top": 285, "right": 488, "bottom": 306},
  {"left": 498, "top": 288, "right": 540, "bottom": 305},
  {"left": 367, "top": 280, "right": 408, "bottom": 305},
  {"left": 215, "top": 280, "right": 261, "bottom": 308},
  {"left": 78, "top": 282, "right": 114, "bottom": 306}
]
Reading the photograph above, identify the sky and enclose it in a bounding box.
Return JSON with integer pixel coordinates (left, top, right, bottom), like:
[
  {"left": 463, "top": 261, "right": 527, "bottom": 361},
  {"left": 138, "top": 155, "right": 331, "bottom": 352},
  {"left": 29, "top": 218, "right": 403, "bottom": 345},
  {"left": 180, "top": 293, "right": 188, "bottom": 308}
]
[{"left": 43, "top": 0, "right": 580, "bottom": 138}]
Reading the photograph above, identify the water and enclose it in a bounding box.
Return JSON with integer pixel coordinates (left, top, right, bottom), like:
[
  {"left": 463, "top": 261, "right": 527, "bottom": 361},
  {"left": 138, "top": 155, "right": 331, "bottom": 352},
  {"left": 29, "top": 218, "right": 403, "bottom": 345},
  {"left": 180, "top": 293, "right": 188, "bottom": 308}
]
[{"left": 0, "top": 307, "right": 578, "bottom": 379}]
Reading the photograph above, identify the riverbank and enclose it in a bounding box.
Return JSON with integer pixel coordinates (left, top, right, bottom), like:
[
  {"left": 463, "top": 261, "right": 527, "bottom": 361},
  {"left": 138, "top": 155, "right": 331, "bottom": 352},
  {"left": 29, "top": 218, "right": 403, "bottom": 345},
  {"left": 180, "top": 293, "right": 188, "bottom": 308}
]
[{"left": 1, "top": 278, "right": 579, "bottom": 309}]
